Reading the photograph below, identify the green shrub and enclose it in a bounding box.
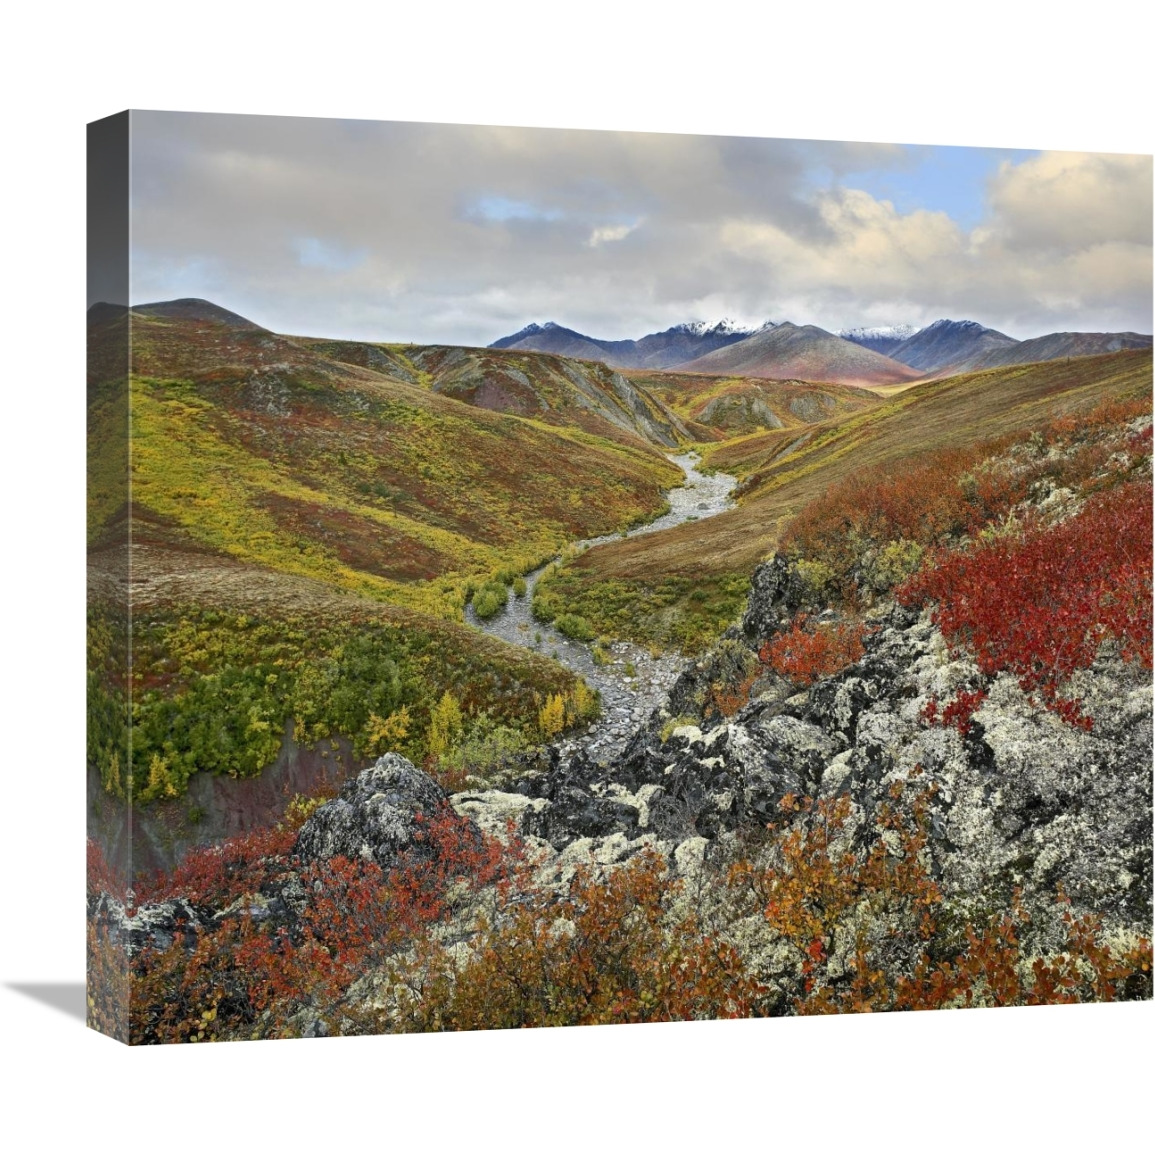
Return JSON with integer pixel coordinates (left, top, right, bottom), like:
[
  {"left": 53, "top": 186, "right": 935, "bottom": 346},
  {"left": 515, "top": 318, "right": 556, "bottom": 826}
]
[
  {"left": 555, "top": 613, "right": 595, "bottom": 641},
  {"left": 437, "top": 716, "right": 533, "bottom": 788},
  {"left": 865, "top": 539, "right": 924, "bottom": 592},
  {"left": 472, "top": 580, "right": 509, "bottom": 620},
  {"left": 512, "top": 576, "right": 528, "bottom": 598}
]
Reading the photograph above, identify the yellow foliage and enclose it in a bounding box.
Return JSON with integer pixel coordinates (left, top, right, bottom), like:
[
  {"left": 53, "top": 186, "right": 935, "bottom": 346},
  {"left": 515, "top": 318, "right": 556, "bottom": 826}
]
[
  {"left": 427, "top": 692, "right": 464, "bottom": 758},
  {"left": 145, "top": 752, "right": 178, "bottom": 800},
  {"left": 567, "top": 680, "right": 597, "bottom": 724},
  {"left": 538, "top": 693, "right": 567, "bottom": 738},
  {"left": 364, "top": 705, "right": 412, "bottom": 757},
  {"left": 283, "top": 794, "right": 327, "bottom": 830}
]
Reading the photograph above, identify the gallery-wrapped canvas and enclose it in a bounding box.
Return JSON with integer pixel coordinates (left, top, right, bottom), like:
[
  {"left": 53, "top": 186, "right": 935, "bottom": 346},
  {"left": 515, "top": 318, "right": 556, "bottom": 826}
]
[{"left": 88, "top": 111, "right": 1153, "bottom": 1043}]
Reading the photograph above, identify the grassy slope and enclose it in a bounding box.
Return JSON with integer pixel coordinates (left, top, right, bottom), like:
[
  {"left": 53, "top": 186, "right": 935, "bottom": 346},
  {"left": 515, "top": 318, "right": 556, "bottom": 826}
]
[
  {"left": 294, "top": 338, "right": 691, "bottom": 448},
  {"left": 535, "top": 351, "right": 1153, "bottom": 650},
  {"left": 625, "top": 369, "right": 879, "bottom": 440},
  {"left": 110, "top": 312, "right": 682, "bottom": 618},
  {"left": 88, "top": 308, "right": 684, "bottom": 800}
]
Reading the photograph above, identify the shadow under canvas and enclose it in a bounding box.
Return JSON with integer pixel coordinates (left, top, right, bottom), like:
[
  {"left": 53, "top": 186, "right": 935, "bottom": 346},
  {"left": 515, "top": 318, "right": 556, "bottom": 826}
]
[{"left": 8, "top": 982, "right": 87, "bottom": 1023}]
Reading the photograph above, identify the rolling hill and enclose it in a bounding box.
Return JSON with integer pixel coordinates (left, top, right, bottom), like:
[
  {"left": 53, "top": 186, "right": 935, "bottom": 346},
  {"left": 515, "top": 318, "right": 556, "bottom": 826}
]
[
  {"left": 676, "top": 322, "right": 923, "bottom": 387},
  {"left": 533, "top": 349, "right": 1153, "bottom": 650},
  {"left": 89, "top": 298, "right": 685, "bottom": 618},
  {"left": 295, "top": 335, "right": 692, "bottom": 446},
  {"left": 623, "top": 369, "right": 880, "bottom": 439},
  {"left": 87, "top": 297, "right": 698, "bottom": 815},
  {"left": 936, "top": 330, "right": 1154, "bottom": 375}
]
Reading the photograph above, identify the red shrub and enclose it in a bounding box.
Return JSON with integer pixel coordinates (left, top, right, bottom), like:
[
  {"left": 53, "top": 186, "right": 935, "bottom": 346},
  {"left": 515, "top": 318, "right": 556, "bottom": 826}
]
[
  {"left": 760, "top": 614, "right": 869, "bottom": 686},
  {"left": 135, "top": 824, "right": 299, "bottom": 908},
  {"left": 922, "top": 689, "right": 988, "bottom": 736},
  {"left": 898, "top": 481, "right": 1152, "bottom": 725},
  {"left": 779, "top": 399, "right": 1152, "bottom": 603},
  {"left": 87, "top": 839, "right": 127, "bottom": 903},
  {"left": 130, "top": 808, "right": 516, "bottom": 1043}
]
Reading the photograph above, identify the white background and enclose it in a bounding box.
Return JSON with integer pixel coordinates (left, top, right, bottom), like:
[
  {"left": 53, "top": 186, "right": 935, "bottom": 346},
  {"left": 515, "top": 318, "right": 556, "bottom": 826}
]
[{"left": 0, "top": 2, "right": 1151, "bottom": 1150}]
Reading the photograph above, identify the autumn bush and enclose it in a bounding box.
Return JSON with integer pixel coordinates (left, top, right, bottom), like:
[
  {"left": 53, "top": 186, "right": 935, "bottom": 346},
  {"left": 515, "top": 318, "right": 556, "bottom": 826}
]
[
  {"left": 397, "top": 848, "right": 769, "bottom": 1030},
  {"left": 129, "top": 808, "right": 511, "bottom": 1044},
  {"left": 118, "top": 771, "right": 1152, "bottom": 1041},
  {"left": 779, "top": 398, "right": 1152, "bottom": 605},
  {"left": 724, "top": 786, "right": 1152, "bottom": 1014},
  {"left": 759, "top": 613, "right": 869, "bottom": 687},
  {"left": 921, "top": 688, "right": 989, "bottom": 736},
  {"left": 898, "top": 480, "right": 1153, "bottom": 726}
]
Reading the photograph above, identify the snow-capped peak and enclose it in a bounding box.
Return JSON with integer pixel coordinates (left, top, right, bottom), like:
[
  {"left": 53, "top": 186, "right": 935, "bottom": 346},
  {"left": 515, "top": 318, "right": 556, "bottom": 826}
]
[
  {"left": 919, "top": 318, "right": 986, "bottom": 334},
  {"left": 676, "top": 318, "right": 773, "bottom": 337},
  {"left": 839, "top": 324, "right": 918, "bottom": 342}
]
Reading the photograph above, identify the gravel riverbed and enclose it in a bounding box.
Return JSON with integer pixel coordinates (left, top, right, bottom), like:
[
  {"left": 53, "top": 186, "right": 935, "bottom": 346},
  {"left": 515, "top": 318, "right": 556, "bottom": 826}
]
[{"left": 466, "top": 452, "right": 737, "bottom": 763}]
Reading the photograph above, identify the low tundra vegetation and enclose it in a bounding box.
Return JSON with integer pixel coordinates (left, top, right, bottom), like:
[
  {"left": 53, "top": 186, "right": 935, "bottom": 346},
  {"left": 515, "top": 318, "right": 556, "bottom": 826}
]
[
  {"left": 88, "top": 603, "right": 599, "bottom": 802},
  {"left": 533, "top": 568, "right": 752, "bottom": 654},
  {"left": 88, "top": 779, "right": 1151, "bottom": 1043},
  {"left": 760, "top": 398, "right": 1153, "bottom": 730}
]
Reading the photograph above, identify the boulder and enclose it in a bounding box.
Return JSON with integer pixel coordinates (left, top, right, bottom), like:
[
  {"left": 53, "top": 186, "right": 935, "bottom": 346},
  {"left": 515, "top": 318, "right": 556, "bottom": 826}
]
[
  {"left": 294, "top": 754, "right": 477, "bottom": 869},
  {"left": 739, "top": 555, "right": 809, "bottom": 643}
]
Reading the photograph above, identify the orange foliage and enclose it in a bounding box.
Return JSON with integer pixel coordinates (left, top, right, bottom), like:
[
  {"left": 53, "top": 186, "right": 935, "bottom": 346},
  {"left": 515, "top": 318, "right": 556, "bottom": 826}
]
[
  {"left": 759, "top": 614, "right": 869, "bottom": 686},
  {"left": 726, "top": 787, "right": 1151, "bottom": 1015},
  {"left": 417, "top": 848, "right": 768, "bottom": 1030}
]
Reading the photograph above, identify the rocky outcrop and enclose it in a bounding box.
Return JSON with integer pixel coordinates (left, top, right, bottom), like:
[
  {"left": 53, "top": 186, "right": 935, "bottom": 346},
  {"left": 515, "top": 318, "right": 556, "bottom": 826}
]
[
  {"left": 295, "top": 754, "right": 478, "bottom": 869},
  {"left": 101, "top": 558, "right": 1152, "bottom": 994},
  {"left": 89, "top": 893, "right": 206, "bottom": 957},
  {"left": 458, "top": 557, "right": 1152, "bottom": 948},
  {"left": 737, "top": 554, "right": 810, "bottom": 643}
]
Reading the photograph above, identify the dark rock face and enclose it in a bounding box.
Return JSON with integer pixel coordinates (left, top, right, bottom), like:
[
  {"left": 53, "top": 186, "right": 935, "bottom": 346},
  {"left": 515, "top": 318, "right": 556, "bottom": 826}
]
[
  {"left": 294, "top": 754, "right": 472, "bottom": 869},
  {"left": 738, "top": 554, "right": 809, "bottom": 643},
  {"left": 666, "top": 638, "right": 759, "bottom": 720},
  {"left": 521, "top": 751, "right": 642, "bottom": 848},
  {"left": 89, "top": 894, "right": 206, "bottom": 957}
]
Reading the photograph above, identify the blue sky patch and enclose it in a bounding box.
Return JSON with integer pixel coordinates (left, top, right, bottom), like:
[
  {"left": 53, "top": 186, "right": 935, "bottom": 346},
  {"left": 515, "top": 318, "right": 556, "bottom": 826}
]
[
  {"left": 468, "top": 195, "right": 565, "bottom": 223},
  {"left": 813, "top": 145, "right": 1041, "bottom": 231}
]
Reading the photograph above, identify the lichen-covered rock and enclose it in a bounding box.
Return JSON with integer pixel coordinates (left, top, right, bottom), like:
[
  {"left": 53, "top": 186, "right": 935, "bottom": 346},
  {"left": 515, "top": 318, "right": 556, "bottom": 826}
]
[
  {"left": 89, "top": 893, "right": 205, "bottom": 956},
  {"left": 540, "top": 584, "right": 1150, "bottom": 951},
  {"left": 521, "top": 782, "right": 641, "bottom": 850},
  {"left": 739, "top": 555, "right": 809, "bottom": 643},
  {"left": 294, "top": 753, "right": 474, "bottom": 868},
  {"left": 450, "top": 789, "right": 549, "bottom": 840}
]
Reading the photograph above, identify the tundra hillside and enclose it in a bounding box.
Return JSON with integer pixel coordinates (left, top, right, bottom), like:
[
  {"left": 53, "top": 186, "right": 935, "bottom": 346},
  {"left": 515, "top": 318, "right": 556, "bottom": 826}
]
[{"left": 89, "top": 377, "right": 1152, "bottom": 1039}]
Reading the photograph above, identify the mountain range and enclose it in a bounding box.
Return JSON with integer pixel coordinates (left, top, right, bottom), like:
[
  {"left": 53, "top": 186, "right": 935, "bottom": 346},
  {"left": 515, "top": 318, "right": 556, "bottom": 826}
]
[
  {"left": 493, "top": 316, "right": 1152, "bottom": 386},
  {"left": 490, "top": 319, "right": 762, "bottom": 371}
]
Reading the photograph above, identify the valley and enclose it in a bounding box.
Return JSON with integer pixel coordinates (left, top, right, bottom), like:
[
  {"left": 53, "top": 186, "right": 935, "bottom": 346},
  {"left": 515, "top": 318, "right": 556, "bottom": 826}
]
[
  {"left": 87, "top": 296, "right": 1153, "bottom": 1040},
  {"left": 87, "top": 300, "right": 1154, "bottom": 831},
  {"left": 467, "top": 451, "right": 737, "bottom": 762}
]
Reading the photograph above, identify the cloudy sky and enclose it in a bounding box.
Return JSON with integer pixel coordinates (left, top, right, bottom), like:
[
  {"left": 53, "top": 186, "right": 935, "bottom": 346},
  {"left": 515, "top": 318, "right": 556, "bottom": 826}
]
[{"left": 125, "top": 111, "right": 1152, "bottom": 344}]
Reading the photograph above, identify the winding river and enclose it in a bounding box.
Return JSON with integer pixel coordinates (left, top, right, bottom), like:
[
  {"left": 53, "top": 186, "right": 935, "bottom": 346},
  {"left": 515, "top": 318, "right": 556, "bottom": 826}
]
[{"left": 466, "top": 452, "right": 737, "bottom": 762}]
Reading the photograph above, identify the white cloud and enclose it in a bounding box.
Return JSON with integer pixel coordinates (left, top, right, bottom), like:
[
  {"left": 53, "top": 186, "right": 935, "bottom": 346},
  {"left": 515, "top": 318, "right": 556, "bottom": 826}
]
[
  {"left": 126, "top": 116, "right": 1152, "bottom": 343},
  {"left": 984, "top": 150, "right": 1152, "bottom": 252},
  {"left": 586, "top": 222, "right": 638, "bottom": 247}
]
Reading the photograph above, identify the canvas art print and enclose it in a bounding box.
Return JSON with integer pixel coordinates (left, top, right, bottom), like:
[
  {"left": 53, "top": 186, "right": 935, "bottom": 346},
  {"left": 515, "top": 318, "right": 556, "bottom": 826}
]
[{"left": 87, "top": 111, "right": 1153, "bottom": 1044}]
